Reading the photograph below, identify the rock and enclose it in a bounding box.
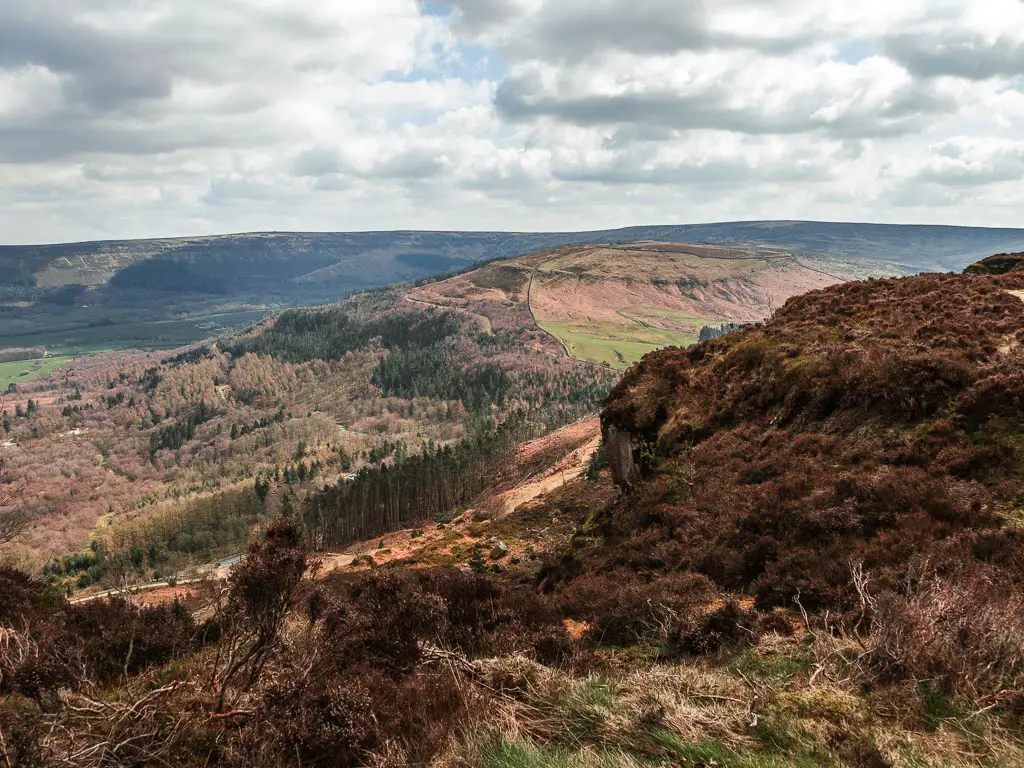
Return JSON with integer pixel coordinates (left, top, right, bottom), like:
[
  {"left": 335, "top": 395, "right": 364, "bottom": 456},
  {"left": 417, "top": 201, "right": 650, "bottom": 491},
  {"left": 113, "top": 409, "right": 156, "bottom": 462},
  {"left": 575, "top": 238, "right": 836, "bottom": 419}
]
[
  {"left": 488, "top": 539, "right": 509, "bottom": 559},
  {"left": 604, "top": 423, "right": 643, "bottom": 492}
]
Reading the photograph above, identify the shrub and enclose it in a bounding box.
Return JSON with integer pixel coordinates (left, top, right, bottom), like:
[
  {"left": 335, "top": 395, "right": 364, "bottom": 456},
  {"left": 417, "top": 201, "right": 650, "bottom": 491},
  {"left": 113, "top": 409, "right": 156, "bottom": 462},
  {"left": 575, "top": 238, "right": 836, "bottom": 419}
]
[
  {"left": 864, "top": 569, "right": 1024, "bottom": 709},
  {"left": 0, "top": 568, "right": 60, "bottom": 629},
  {"left": 6, "top": 597, "right": 196, "bottom": 705},
  {"left": 672, "top": 600, "right": 760, "bottom": 656},
  {"left": 556, "top": 571, "right": 716, "bottom": 646}
]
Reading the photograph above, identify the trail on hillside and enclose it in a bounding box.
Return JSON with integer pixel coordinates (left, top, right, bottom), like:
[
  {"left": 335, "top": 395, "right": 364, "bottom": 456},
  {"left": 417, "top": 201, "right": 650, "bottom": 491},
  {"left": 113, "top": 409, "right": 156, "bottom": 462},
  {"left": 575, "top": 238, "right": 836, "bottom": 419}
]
[
  {"left": 499, "top": 433, "right": 600, "bottom": 514},
  {"left": 403, "top": 294, "right": 493, "bottom": 335},
  {"left": 497, "top": 416, "right": 601, "bottom": 516}
]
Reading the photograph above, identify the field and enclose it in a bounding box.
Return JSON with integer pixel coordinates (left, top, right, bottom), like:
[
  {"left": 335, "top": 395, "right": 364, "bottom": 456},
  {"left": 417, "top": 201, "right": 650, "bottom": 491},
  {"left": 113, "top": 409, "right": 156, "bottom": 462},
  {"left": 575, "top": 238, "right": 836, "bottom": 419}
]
[
  {"left": 0, "top": 309, "right": 270, "bottom": 389},
  {"left": 0, "top": 355, "right": 76, "bottom": 389},
  {"left": 538, "top": 319, "right": 698, "bottom": 368},
  {"left": 0, "top": 309, "right": 269, "bottom": 353}
]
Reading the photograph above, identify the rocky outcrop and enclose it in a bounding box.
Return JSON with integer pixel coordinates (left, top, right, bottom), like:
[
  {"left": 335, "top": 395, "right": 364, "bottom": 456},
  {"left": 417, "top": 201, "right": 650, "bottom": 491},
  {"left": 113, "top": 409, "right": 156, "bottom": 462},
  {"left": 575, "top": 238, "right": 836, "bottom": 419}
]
[
  {"left": 603, "top": 423, "right": 644, "bottom": 492},
  {"left": 964, "top": 253, "right": 1024, "bottom": 276}
]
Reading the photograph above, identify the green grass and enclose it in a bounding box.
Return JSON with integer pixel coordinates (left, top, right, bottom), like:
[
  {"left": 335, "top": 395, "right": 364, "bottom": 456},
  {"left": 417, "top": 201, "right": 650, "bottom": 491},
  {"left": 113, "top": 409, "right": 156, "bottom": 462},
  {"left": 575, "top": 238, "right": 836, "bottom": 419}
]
[
  {"left": 538, "top": 320, "right": 698, "bottom": 368},
  {"left": 0, "top": 355, "right": 76, "bottom": 389},
  {"left": 0, "top": 310, "right": 270, "bottom": 388},
  {"left": 652, "top": 728, "right": 834, "bottom": 768},
  {"left": 616, "top": 306, "right": 710, "bottom": 328},
  {"left": 476, "top": 736, "right": 647, "bottom": 768},
  {"left": 557, "top": 678, "right": 618, "bottom": 741},
  {"left": 732, "top": 646, "right": 816, "bottom": 684}
]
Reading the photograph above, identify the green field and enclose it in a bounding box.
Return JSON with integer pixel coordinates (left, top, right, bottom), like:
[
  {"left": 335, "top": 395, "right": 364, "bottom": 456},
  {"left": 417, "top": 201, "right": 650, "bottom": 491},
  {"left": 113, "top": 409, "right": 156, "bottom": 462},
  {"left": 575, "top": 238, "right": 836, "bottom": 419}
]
[
  {"left": 0, "top": 310, "right": 270, "bottom": 389},
  {"left": 0, "top": 356, "right": 77, "bottom": 390},
  {"left": 0, "top": 310, "right": 269, "bottom": 355},
  {"left": 538, "top": 320, "right": 699, "bottom": 368}
]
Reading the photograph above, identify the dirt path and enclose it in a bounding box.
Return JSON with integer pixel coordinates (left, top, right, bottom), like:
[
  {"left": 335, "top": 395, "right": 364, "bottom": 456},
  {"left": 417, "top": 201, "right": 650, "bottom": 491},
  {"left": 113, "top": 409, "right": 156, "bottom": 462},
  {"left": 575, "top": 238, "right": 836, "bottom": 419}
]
[
  {"left": 498, "top": 417, "right": 601, "bottom": 515},
  {"left": 317, "top": 552, "right": 356, "bottom": 574},
  {"left": 404, "top": 295, "right": 492, "bottom": 335},
  {"left": 70, "top": 577, "right": 206, "bottom": 604},
  {"left": 528, "top": 268, "right": 576, "bottom": 361}
]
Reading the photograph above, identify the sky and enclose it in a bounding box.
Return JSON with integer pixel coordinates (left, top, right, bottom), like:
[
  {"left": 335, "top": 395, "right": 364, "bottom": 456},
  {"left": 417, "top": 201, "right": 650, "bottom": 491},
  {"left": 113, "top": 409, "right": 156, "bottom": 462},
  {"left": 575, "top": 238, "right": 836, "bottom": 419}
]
[{"left": 1, "top": 0, "right": 1023, "bottom": 244}]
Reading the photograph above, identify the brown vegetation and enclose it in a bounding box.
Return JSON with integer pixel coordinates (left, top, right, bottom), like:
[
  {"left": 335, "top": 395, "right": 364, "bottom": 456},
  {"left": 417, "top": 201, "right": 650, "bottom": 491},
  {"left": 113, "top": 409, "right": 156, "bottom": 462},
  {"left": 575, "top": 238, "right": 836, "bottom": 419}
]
[
  {"left": 588, "top": 268, "right": 1024, "bottom": 614},
  {"left": 2, "top": 261, "right": 1024, "bottom": 766}
]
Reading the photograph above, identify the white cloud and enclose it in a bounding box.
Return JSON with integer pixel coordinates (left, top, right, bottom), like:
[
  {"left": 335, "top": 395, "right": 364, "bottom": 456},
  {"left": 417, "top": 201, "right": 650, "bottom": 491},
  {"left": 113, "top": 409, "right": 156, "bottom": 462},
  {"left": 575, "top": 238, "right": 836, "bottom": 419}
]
[{"left": 0, "top": 0, "right": 1022, "bottom": 243}]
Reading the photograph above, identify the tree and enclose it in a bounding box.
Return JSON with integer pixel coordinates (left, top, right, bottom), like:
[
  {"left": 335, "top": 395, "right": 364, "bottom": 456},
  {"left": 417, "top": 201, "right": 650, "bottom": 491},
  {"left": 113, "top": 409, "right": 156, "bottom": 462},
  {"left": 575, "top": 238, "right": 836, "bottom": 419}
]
[
  {"left": 0, "top": 455, "right": 28, "bottom": 547},
  {"left": 212, "top": 518, "right": 308, "bottom": 712}
]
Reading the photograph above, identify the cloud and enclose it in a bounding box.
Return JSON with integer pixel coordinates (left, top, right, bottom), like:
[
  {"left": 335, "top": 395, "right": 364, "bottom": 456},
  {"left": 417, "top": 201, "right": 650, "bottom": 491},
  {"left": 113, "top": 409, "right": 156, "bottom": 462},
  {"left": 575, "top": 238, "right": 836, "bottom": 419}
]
[
  {"left": 0, "top": 0, "right": 1023, "bottom": 243},
  {"left": 884, "top": 34, "right": 1024, "bottom": 80},
  {"left": 915, "top": 138, "right": 1024, "bottom": 186},
  {"left": 493, "top": 54, "right": 959, "bottom": 140},
  {"left": 293, "top": 148, "right": 345, "bottom": 178}
]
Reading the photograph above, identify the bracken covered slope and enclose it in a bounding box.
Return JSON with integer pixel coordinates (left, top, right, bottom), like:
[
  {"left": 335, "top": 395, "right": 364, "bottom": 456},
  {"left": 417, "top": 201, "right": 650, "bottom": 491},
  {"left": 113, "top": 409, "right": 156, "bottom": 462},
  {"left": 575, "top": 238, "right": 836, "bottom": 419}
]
[{"left": 596, "top": 263, "right": 1024, "bottom": 610}]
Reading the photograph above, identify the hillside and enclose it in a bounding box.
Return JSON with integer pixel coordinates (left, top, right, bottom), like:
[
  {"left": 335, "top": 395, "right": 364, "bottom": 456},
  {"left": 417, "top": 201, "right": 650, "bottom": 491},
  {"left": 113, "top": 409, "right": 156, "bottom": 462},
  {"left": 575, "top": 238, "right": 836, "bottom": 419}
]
[
  {"left": 0, "top": 277, "right": 615, "bottom": 579},
  {"left": 2, "top": 257, "right": 1023, "bottom": 767},
  {"left": 4, "top": 222, "right": 1024, "bottom": 356},
  {"left": 407, "top": 241, "right": 896, "bottom": 367},
  {"left": 592, "top": 257, "right": 1024, "bottom": 605}
]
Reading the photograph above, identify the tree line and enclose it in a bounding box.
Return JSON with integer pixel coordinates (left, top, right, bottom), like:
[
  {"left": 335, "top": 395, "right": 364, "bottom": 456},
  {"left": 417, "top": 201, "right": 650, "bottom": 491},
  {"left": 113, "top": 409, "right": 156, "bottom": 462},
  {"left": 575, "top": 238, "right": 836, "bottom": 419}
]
[
  {"left": 222, "top": 307, "right": 460, "bottom": 363},
  {"left": 300, "top": 413, "right": 534, "bottom": 550}
]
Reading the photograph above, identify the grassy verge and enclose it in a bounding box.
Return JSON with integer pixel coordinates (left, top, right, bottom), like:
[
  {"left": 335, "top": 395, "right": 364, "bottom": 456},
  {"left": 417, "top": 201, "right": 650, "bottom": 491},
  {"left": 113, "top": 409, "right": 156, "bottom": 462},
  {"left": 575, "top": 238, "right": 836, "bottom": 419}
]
[{"left": 456, "top": 635, "right": 1024, "bottom": 768}]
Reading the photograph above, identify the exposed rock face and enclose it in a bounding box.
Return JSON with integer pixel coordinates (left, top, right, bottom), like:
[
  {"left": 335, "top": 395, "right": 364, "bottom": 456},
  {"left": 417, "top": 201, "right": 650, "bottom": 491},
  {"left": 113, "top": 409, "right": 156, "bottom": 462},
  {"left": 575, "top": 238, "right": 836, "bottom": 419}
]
[
  {"left": 603, "top": 423, "right": 643, "bottom": 492},
  {"left": 964, "top": 253, "right": 1024, "bottom": 275}
]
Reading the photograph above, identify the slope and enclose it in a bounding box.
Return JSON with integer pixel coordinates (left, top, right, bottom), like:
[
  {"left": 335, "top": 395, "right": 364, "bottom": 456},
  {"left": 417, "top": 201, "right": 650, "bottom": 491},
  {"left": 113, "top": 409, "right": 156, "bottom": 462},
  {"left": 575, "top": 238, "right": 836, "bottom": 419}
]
[
  {"left": 407, "top": 241, "right": 897, "bottom": 367},
  {"left": 5, "top": 257, "right": 1024, "bottom": 768},
  {"left": 4, "top": 221, "right": 1024, "bottom": 351},
  {"left": 593, "top": 257, "right": 1024, "bottom": 609}
]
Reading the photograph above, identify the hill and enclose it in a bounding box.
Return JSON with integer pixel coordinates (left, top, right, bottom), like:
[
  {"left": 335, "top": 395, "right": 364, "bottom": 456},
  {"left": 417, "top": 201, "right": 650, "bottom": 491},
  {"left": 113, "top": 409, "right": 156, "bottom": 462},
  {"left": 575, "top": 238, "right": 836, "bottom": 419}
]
[
  {"left": 2, "top": 257, "right": 1024, "bottom": 767},
  {"left": 3, "top": 222, "right": 1024, "bottom": 356},
  {"left": 593, "top": 259, "right": 1024, "bottom": 606},
  {"left": 407, "top": 241, "right": 897, "bottom": 367},
  {"left": 0, "top": 277, "right": 614, "bottom": 573}
]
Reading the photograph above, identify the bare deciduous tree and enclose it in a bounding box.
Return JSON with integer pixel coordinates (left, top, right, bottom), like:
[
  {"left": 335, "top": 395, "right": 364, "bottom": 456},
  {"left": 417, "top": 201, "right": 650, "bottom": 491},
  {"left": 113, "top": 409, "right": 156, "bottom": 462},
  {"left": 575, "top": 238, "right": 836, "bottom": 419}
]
[{"left": 0, "top": 396, "right": 28, "bottom": 547}]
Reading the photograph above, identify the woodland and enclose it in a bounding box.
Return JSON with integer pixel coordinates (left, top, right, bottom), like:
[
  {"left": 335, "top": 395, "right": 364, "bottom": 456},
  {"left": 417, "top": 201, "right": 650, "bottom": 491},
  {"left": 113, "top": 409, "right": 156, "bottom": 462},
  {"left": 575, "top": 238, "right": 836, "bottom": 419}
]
[{"left": 1, "top": 257, "right": 1024, "bottom": 767}]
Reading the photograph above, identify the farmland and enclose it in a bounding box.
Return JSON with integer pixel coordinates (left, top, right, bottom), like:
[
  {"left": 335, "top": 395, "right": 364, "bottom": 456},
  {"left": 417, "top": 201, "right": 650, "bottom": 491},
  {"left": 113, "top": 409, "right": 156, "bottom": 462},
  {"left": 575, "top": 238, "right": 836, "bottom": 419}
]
[
  {"left": 0, "top": 309, "right": 270, "bottom": 388},
  {"left": 538, "top": 319, "right": 698, "bottom": 368},
  {"left": 0, "top": 356, "right": 76, "bottom": 390}
]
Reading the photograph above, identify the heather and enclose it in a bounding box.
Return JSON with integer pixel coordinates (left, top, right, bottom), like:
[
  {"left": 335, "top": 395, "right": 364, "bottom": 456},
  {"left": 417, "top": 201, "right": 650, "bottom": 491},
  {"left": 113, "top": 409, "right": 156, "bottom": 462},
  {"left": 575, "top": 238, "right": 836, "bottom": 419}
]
[{"left": 2, "top": 264, "right": 1024, "bottom": 766}]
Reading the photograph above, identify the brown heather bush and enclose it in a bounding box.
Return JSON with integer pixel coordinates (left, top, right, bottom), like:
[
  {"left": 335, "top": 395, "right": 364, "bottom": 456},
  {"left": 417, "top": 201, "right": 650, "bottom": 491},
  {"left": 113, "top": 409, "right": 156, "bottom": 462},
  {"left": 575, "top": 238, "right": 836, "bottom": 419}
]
[
  {"left": 228, "top": 566, "right": 571, "bottom": 766},
  {"left": 552, "top": 568, "right": 767, "bottom": 657},
  {"left": 2, "top": 593, "right": 196, "bottom": 710},
  {"left": 212, "top": 517, "right": 309, "bottom": 711},
  {"left": 585, "top": 269, "right": 1024, "bottom": 615},
  {"left": 864, "top": 568, "right": 1024, "bottom": 711}
]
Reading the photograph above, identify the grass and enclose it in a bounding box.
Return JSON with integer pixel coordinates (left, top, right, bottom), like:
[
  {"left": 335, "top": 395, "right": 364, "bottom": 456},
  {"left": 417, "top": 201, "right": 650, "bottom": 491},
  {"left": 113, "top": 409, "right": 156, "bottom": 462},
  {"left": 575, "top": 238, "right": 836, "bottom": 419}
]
[
  {"left": 731, "top": 645, "right": 816, "bottom": 684},
  {"left": 537, "top": 320, "right": 698, "bottom": 368},
  {"left": 0, "top": 355, "right": 76, "bottom": 389},
  {"left": 0, "top": 310, "right": 270, "bottom": 388},
  {"left": 0, "top": 309, "right": 269, "bottom": 356},
  {"left": 476, "top": 736, "right": 647, "bottom": 768},
  {"left": 652, "top": 728, "right": 834, "bottom": 768},
  {"left": 615, "top": 307, "right": 710, "bottom": 328}
]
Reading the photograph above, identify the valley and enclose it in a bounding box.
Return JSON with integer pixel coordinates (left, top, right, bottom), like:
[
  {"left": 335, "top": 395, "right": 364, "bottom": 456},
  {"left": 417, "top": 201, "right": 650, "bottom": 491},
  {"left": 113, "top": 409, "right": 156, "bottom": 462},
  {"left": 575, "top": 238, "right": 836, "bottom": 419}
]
[
  {"left": 4, "top": 221, "right": 1024, "bottom": 356},
  {"left": 0, "top": 235, "right": 1017, "bottom": 579},
  {"left": 2, "top": 242, "right": 1024, "bottom": 768},
  {"left": 0, "top": 273, "right": 613, "bottom": 582}
]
